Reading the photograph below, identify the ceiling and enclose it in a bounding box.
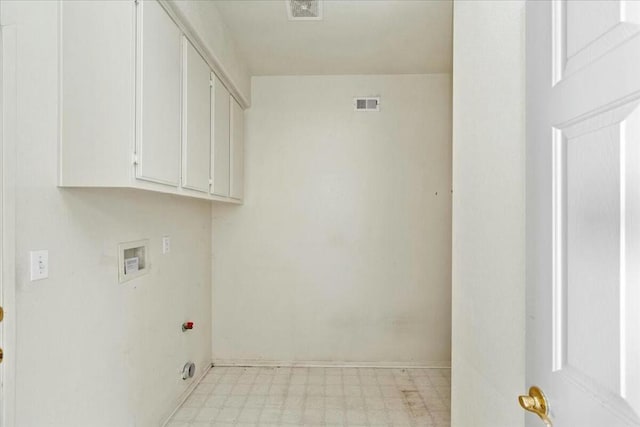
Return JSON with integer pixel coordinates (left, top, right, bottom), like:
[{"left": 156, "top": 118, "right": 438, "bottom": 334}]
[{"left": 213, "top": 0, "right": 453, "bottom": 76}]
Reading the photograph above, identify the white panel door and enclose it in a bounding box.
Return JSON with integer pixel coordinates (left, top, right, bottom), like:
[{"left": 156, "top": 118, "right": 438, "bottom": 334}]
[
  {"left": 211, "top": 74, "right": 230, "bottom": 197},
  {"left": 527, "top": 1, "right": 640, "bottom": 426},
  {"left": 136, "top": 0, "right": 181, "bottom": 187},
  {"left": 229, "top": 97, "right": 244, "bottom": 200},
  {"left": 182, "top": 37, "right": 211, "bottom": 193}
]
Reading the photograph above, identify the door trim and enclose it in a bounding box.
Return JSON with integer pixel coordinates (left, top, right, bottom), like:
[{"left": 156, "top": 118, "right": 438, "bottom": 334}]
[{"left": 1, "top": 22, "right": 17, "bottom": 427}]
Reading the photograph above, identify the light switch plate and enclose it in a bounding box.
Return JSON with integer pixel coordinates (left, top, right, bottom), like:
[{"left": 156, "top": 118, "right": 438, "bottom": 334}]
[
  {"left": 162, "top": 236, "right": 171, "bottom": 254},
  {"left": 30, "top": 250, "right": 49, "bottom": 281}
]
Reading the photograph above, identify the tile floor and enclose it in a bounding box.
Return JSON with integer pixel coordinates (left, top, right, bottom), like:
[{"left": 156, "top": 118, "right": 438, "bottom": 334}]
[{"left": 166, "top": 366, "right": 451, "bottom": 427}]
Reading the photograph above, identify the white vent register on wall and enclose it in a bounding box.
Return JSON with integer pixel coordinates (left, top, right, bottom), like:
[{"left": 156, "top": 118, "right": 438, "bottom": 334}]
[
  {"left": 286, "top": 0, "right": 322, "bottom": 20},
  {"left": 354, "top": 97, "right": 380, "bottom": 111}
]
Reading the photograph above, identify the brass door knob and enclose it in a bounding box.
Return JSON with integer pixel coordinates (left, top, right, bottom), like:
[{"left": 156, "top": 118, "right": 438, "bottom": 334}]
[
  {"left": 519, "top": 386, "right": 551, "bottom": 425},
  {"left": 0, "top": 306, "right": 4, "bottom": 322},
  {"left": 0, "top": 348, "right": 3, "bottom": 364}
]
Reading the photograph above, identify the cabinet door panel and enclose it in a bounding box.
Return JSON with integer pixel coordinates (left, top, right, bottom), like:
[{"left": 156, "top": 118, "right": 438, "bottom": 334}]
[
  {"left": 136, "top": 0, "right": 182, "bottom": 186},
  {"left": 182, "top": 38, "right": 211, "bottom": 193},
  {"left": 212, "top": 75, "right": 231, "bottom": 197},
  {"left": 60, "top": 0, "right": 135, "bottom": 186},
  {"left": 230, "top": 98, "right": 244, "bottom": 200}
]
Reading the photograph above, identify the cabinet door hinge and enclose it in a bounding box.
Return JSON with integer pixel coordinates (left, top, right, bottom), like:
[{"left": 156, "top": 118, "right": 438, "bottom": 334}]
[
  {"left": 134, "top": 0, "right": 139, "bottom": 5},
  {"left": 209, "top": 80, "right": 214, "bottom": 88},
  {"left": 132, "top": 153, "right": 139, "bottom": 165}
]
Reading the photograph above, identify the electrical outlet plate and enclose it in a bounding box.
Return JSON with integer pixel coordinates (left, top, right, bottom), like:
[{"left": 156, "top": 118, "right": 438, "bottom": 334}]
[
  {"left": 162, "top": 236, "right": 171, "bottom": 254},
  {"left": 30, "top": 250, "right": 49, "bottom": 281}
]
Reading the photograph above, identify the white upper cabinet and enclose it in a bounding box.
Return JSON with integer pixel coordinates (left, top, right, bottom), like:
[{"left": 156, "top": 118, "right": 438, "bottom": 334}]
[
  {"left": 182, "top": 37, "right": 212, "bottom": 193},
  {"left": 59, "top": 0, "right": 244, "bottom": 203},
  {"left": 230, "top": 98, "right": 245, "bottom": 200},
  {"left": 212, "top": 75, "right": 231, "bottom": 197},
  {"left": 135, "top": 0, "right": 182, "bottom": 187},
  {"left": 59, "top": 0, "right": 136, "bottom": 187}
]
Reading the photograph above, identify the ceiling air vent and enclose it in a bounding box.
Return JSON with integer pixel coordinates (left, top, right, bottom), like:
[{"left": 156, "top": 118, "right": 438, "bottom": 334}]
[
  {"left": 286, "top": 0, "right": 323, "bottom": 21},
  {"left": 354, "top": 97, "right": 380, "bottom": 112}
]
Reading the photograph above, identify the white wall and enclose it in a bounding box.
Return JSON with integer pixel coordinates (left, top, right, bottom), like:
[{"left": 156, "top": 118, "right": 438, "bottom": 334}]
[
  {"left": 0, "top": 1, "right": 236, "bottom": 425},
  {"left": 451, "top": 2, "right": 525, "bottom": 427},
  {"left": 212, "top": 74, "right": 452, "bottom": 366}
]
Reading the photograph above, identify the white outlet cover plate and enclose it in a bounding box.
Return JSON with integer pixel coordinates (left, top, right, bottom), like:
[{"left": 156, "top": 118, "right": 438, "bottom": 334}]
[
  {"left": 162, "top": 236, "right": 171, "bottom": 254},
  {"left": 30, "top": 250, "right": 49, "bottom": 281}
]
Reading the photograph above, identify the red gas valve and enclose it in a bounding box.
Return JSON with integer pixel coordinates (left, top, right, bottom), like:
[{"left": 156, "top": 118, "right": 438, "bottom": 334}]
[{"left": 182, "top": 321, "right": 194, "bottom": 332}]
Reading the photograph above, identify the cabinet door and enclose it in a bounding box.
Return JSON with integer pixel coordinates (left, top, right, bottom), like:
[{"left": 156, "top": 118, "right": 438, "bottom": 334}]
[
  {"left": 60, "top": 0, "right": 135, "bottom": 187},
  {"left": 211, "top": 75, "right": 231, "bottom": 197},
  {"left": 136, "top": 0, "right": 182, "bottom": 186},
  {"left": 182, "top": 37, "right": 211, "bottom": 193},
  {"left": 230, "top": 98, "right": 244, "bottom": 200}
]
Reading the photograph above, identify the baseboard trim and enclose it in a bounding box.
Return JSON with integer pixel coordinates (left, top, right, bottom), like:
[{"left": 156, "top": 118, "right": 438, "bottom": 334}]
[
  {"left": 161, "top": 361, "right": 213, "bottom": 427},
  {"left": 211, "top": 359, "right": 451, "bottom": 369}
]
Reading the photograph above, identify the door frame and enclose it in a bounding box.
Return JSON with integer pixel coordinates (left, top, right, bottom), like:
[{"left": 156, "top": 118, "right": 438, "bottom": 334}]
[{"left": 1, "top": 20, "right": 17, "bottom": 427}]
